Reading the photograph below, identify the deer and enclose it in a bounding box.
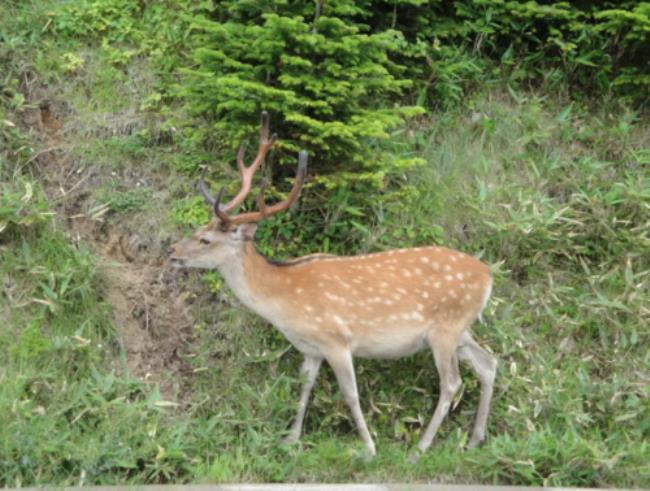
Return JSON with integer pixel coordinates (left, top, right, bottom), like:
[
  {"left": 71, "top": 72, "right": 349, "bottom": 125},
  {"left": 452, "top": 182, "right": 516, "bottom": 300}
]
[{"left": 168, "top": 112, "right": 497, "bottom": 459}]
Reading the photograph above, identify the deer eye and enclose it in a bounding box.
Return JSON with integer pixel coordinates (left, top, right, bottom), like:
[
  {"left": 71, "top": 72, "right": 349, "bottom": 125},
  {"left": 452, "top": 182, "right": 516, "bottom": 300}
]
[{"left": 199, "top": 238, "right": 211, "bottom": 245}]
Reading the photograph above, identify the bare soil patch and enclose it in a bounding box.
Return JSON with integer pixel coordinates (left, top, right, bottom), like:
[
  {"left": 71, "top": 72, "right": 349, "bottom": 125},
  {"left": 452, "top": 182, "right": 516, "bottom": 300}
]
[
  {"left": 22, "top": 90, "right": 195, "bottom": 400},
  {"left": 101, "top": 230, "right": 194, "bottom": 399}
]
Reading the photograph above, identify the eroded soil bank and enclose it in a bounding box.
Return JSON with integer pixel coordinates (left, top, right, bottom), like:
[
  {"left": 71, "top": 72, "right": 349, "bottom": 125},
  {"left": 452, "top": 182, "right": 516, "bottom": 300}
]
[{"left": 21, "top": 87, "right": 196, "bottom": 399}]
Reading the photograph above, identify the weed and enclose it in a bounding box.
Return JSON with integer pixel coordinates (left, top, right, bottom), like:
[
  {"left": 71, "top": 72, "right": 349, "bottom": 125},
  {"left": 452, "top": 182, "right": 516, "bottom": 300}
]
[{"left": 99, "top": 187, "right": 152, "bottom": 213}]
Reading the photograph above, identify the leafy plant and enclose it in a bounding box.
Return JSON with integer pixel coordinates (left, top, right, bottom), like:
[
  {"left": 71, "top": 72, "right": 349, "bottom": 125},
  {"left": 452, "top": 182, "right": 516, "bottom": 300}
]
[{"left": 0, "top": 181, "right": 52, "bottom": 236}]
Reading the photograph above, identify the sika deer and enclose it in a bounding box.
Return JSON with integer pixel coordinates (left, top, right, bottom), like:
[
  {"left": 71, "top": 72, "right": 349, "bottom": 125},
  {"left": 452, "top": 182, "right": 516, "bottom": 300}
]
[{"left": 168, "top": 112, "right": 497, "bottom": 458}]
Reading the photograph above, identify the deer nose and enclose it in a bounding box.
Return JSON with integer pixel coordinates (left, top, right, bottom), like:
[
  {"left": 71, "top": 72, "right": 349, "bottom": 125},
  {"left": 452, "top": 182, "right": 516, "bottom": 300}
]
[{"left": 166, "top": 247, "right": 175, "bottom": 256}]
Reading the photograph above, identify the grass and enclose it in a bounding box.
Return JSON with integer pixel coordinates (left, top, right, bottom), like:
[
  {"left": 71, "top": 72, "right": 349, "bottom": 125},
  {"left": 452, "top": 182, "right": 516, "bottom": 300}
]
[{"left": 1, "top": 0, "right": 649, "bottom": 487}]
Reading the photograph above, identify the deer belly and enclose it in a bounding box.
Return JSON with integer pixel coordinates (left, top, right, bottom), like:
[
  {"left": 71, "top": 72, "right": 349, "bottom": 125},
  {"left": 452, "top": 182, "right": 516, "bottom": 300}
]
[
  {"left": 351, "top": 329, "right": 429, "bottom": 359},
  {"left": 276, "top": 324, "right": 323, "bottom": 357}
]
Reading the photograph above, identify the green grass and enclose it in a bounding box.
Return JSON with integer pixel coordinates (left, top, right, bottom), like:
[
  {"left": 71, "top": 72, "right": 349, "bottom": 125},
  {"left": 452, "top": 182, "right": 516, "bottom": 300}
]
[{"left": 1, "top": 0, "right": 649, "bottom": 487}]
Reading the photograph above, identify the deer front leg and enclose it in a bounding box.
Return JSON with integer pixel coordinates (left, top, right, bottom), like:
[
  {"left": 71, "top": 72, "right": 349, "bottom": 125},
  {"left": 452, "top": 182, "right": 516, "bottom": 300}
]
[
  {"left": 284, "top": 355, "right": 322, "bottom": 444},
  {"left": 325, "top": 349, "right": 376, "bottom": 458}
]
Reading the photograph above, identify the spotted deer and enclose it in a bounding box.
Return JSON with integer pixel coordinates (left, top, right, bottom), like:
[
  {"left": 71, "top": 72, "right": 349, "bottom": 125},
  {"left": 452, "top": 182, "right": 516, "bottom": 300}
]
[{"left": 168, "top": 112, "right": 497, "bottom": 458}]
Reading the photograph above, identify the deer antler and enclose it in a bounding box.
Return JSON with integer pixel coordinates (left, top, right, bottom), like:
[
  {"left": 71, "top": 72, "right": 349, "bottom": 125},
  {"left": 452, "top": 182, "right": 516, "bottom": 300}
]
[
  {"left": 215, "top": 150, "right": 308, "bottom": 228},
  {"left": 224, "top": 111, "right": 277, "bottom": 213},
  {"left": 197, "top": 112, "right": 308, "bottom": 231},
  {"left": 198, "top": 111, "right": 276, "bottom": 211}
]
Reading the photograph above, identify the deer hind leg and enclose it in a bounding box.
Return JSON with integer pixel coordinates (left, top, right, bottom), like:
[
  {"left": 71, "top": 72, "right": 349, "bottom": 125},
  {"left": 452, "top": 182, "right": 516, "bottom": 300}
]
[
  {"left": 284, "top": 355, "right": 322, "bottom": 444},
  {"left": 416, "top": 335, "right": 462, "bottom": 454},
  {"left": 457, "top": 331, "right": 497, "bottom": 448},
  {"left": 324, "top": 348, "right": 376, "bottom": 458}
]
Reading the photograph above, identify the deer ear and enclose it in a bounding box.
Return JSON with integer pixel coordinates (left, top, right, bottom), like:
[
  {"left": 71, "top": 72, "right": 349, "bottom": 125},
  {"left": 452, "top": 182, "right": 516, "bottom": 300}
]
[{"left": 234, "top": 223, "right": 258, "bottom": 241}]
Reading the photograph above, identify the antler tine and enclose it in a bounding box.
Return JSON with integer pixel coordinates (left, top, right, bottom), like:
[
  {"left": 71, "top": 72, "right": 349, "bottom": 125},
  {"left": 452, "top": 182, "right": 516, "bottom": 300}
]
[
  {"left": 236, "top": 141, "right": 248, "bottom": 173},
  {"left": 222, "top": 111, "right": 277, "bottom": 213},
  {"left": 227, "top": 150, "right": 308, "bottom": 227},
  {"left": 258, "top": 111, "right": 279, "bottom": 145},
  {"left": 297, "top": 149, "right": 308, "bottom": 172},
  {"left": 197, "top": 166, "right": 216, "bottom": 206},
  {"left": 257, "top": 178, "right": 268, "bottom": 216},
  {"left": 213, "top": 186, "right": 231, "bottom": 230}
]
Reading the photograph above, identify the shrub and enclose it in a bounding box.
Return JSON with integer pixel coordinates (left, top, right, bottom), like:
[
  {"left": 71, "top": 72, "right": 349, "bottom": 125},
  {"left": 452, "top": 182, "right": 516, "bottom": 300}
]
[
  {"left": 419, "top": 1, "right": 650, "bottom": 103},
  {"left": 180, "top": 1, "right": 424, "bottom": 179}
]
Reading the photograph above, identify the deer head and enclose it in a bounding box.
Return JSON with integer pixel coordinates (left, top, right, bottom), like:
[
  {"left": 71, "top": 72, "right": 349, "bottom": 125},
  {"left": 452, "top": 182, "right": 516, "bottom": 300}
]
[{"left": 168, "top": 112, "right": 307, "bottom": 269}]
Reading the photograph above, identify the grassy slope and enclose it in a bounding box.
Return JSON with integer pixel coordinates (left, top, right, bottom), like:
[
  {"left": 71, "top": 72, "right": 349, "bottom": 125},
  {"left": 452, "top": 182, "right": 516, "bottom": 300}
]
[{"left": 1, "top": 0, "right": 649, "bottom": 487}]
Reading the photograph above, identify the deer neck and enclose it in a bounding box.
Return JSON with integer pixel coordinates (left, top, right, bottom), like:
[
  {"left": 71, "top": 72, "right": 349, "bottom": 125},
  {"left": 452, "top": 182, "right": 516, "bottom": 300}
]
[{"left": 216, "top": 241, "right": 284, "bottom": 316}]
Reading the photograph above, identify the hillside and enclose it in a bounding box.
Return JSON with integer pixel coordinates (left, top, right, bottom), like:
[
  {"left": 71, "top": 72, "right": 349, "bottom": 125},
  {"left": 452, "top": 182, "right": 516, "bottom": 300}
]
[{"left": 1, "top": 0, "right": 648, "bottom": 487}]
